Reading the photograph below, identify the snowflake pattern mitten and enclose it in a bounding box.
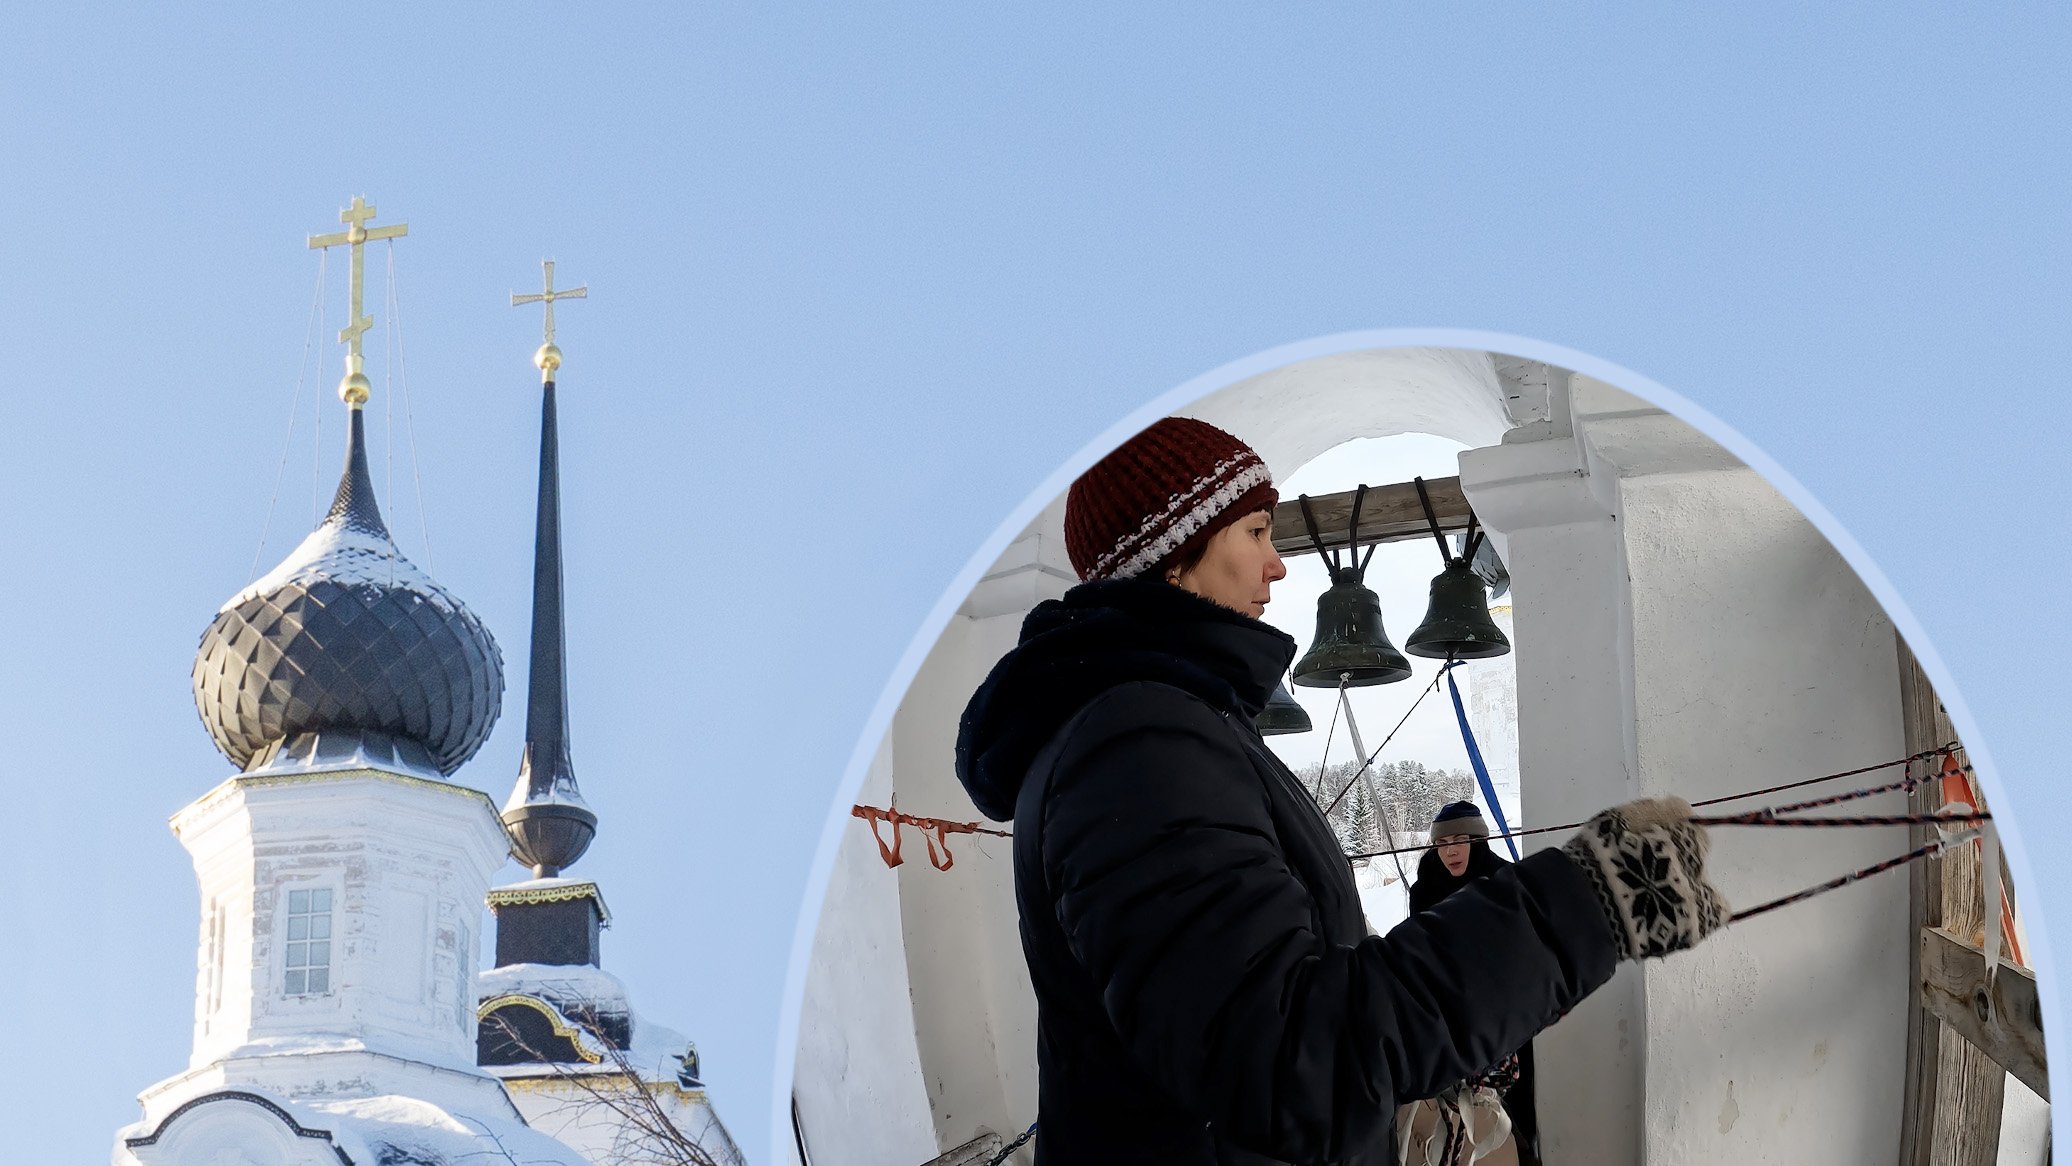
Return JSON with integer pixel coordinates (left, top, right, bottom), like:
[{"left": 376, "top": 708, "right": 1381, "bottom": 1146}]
[{"left": 1561, "top": 796, "right": 1729, "bottom": 960}]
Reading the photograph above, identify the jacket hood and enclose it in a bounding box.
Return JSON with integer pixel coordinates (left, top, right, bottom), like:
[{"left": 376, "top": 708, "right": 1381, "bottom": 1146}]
[{"left": 953, "top": 577, "right": 1296, "bottom": 821}]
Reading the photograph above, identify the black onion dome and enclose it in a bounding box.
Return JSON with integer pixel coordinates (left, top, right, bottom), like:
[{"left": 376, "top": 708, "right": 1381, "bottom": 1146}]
[{"left": 193, "top": 408, "right": 503, "bottom": 775}]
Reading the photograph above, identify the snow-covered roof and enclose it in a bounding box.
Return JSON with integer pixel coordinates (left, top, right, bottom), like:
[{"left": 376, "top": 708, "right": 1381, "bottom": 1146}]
[
  {"left": 308, "top": 1093, "right": 592, "bottom": 1166},
  {"left": 478, "top": 964, "right": 702, "bottom": 1088},
  {"left": 116, "top": 1085, "right": 592, "bottom": 1166}
]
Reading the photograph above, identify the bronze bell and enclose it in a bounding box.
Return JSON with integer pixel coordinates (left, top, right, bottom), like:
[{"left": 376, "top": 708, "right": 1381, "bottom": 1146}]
[
  {"left": 1293, "top": 569, "right": 1413, "bottom": 686},
  {"left": 1256, "top": 680, "right": 1313, "bottom": 736},
  {"left": 1405, "top": 559, "right": 1511, "bottom": 660}
]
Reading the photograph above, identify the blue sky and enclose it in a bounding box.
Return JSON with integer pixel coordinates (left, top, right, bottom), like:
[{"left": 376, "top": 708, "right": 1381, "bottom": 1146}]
[{"left": 4, "top": 5, "right": 2070, "bottom": 1162}]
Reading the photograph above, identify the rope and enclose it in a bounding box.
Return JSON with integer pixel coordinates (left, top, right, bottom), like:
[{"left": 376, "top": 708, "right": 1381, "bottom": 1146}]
[
  {"left": 1728, "top": 760, "right": 1959, "bottom": 817},
  {"left": 1346, "top": 745, "right": 1960, "bottom": 859},
  {"left": 386, "top": 243, "right": 435, "bottom": 573},
  {"left": 1688, "top": 747, "right": 1958, "bottom": 810},
  {"left": 313, "top": 254, "right": 327, "bottom": 527},
  {"left": 1321, "top": 669, "right": 1448, "bottom": 817},
  {"left": 252, "top": 252, "right": 328, "bottom": 580},
  {"left": 1444, "top": 661, "right": 1518, "bottom": 861},
  {"left": 1688, "top": 811, "right": 1989, "bottom": 829},
  {"left": 1309, "top": 674, "right": 1346, "bottom": 804},
  {"left": 384, "top": 248, "right": 395, "bottom": 525},
  {"left": 1729, "top": 829, "right": 1978, "bottom": 924},
  {"left": 1339, "top": 687, "right": 1414, "bottom": 888}
]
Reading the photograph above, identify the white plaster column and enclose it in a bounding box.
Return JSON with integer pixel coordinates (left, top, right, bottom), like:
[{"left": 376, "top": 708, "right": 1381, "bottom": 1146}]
[{"left": 1459, "top": 396, "right": 1646, "bottom": 1166}]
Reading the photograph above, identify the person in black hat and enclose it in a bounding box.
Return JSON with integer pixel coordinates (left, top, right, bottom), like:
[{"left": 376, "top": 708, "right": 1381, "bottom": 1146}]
[
  {"left": 954, "top": 416, "right": 1729, "bottom": 1165},
  {"left": 1410, "top": 801, "right": 1542, "bottom": 1164},
  {"left": 1410, "top": 801, "right": 1510, "bottom": 914}
]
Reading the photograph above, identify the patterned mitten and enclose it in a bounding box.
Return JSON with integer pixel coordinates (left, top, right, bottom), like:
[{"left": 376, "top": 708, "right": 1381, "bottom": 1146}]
[{"left": 1561, "top": 796, "right": 1729, "bottom": 960}]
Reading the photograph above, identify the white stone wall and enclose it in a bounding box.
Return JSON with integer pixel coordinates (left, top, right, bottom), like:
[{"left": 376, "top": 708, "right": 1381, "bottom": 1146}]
[
  {"left": 172, "top": 768, "right": 510, "bottom": 1071},
  {"left": 789, "top": 741, "right": 940, "bottom": 1166},
  {"left": 1467, "top": 378, "right": 1914, "bottom": 1165},
  {"left": 1620, "top": 458, "right": 1906, "bottom": 1165},
  {"left": 891, "top": 610, "right": 1040, "bottom": 1158},
  {"left": 789, "top": 513, "right": 1074, "bottom": 1166}
]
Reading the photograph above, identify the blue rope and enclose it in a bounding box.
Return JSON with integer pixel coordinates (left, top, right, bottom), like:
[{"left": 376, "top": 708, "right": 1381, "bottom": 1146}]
[{"left": 1444, "top": 662, "right": 1518, "bottom": 861}]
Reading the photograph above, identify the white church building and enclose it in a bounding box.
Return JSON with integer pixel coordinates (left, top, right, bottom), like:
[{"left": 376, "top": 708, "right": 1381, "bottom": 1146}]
[
  {"left": 787, "top": 344, "right": 2048, "bottom": 1165},
  {"left": 114, "top": 204, "right": 743, "bottom": 1166}
]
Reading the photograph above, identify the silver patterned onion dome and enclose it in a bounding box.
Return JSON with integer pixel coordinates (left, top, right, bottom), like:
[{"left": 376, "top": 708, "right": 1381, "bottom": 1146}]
[{"left": 192, "top": 407, "right": 503, "bottom": 776}]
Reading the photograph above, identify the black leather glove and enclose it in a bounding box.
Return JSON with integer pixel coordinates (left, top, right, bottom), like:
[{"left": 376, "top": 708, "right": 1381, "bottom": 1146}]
[{"left": 1561, "top": 796, "right": 1728, "bottom": 960}]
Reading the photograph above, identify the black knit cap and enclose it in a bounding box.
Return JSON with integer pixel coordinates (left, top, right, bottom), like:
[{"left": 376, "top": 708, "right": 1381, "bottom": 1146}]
[{"left": 1432, "top": 800, "right": 1490, "bottom": 840}]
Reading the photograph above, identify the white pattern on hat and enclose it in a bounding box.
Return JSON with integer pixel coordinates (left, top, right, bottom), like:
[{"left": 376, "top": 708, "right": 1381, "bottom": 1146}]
[{"left": 1087, "top": 457, "right": 1272, "bottom": 581}]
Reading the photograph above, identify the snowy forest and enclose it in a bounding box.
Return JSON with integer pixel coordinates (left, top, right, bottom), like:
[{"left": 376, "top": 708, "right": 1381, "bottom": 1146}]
[{"left": 1298, "top": 759, "right": 1476, "bottom": 854}]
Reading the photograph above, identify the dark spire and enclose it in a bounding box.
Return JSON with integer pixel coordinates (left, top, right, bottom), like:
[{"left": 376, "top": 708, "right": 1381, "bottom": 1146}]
[
  {"left": 328, "top": 406, "right": 387, "bottom": 534},
  {"left": 503, "top": 378, "right": 599, "bottom": 878}
]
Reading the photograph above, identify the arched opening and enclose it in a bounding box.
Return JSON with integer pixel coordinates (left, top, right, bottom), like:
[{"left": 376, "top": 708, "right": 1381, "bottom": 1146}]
[{"left": 786, "top": 341, "right": 2040, "bottom": 1166}]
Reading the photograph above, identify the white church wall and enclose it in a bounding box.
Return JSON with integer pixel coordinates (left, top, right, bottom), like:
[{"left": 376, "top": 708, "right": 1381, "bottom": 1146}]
[
  {"left": 790, "top": 739, "right": 940, "bottom": 1166},
  {"left": 1997, "top": 1074, "right": 2050, "bottom": 1166},
  {"left": 1181, "top": 346, "right": 1513, "bottom": 475},
  {"left": 891, "top": 580, "right": 1052, "bottom": 1158},
  {"left": 170, "top": 770, "right": 509, "bottom": 1073},
  {"left": 1564, "top": 378, "right": 1910, "bottom": 1165},
  {"left": 1620, "top": 461, "right": 1907, "bottom": 1164}
]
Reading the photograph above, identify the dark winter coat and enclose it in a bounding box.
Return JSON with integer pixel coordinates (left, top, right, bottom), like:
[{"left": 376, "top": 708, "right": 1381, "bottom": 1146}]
[
  {"left": 1407, "top": 841, "right": 1511, "bottom": 916},
  {"left": 1409, "top": 841, "right": 1543, "bottom": 1164},
  {"left": 954, "top": 578, "right": 1618, "bottom": 1165}
]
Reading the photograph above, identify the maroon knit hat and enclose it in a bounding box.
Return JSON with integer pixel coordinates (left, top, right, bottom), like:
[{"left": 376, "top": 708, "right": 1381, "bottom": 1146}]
[{"left": 1064, "top": 416, "right": 1278, "bottom": 582}]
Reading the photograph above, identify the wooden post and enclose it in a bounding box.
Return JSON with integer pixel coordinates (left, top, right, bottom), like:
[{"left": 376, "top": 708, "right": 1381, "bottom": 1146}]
[
  {"left": 1896, "top": 637, "right": 2003, "bottom": 1166},
  {"left": 1919, "top": 927, "right": 2048, "bottom": 1100}
]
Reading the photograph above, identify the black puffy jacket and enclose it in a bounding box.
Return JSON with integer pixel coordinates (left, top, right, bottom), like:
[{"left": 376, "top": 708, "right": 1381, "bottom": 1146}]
[{"left": 954, "top": 579, "right": 1617, "bottom": 1165}]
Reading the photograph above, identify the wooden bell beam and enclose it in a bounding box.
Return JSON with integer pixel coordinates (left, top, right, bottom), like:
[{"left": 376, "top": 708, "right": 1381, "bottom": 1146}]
[{"left": 1271, "top": 477, "right": 1473, "bottom": 559}]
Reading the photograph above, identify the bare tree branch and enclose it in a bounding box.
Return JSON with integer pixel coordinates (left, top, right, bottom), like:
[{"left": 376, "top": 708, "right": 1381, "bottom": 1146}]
[{"left": 481, "top": 1000, "right": 740, "bottom": 1166}]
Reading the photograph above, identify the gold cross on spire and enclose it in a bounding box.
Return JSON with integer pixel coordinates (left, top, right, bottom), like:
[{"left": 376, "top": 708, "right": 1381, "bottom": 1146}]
[
  {"left": 308, "top": 196, "right": 408, "bottom": 407},
  {"left": 512, "top": 260, "right": 587, "bottom": 383}
]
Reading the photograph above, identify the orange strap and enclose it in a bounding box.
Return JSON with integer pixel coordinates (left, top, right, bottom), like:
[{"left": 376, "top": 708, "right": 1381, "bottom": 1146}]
[
  {"left": 851, "top": 804, "right": 906, "bottom": 868},
  {"left": 851, "top": 804, "right": 1010, "bottom": 871},
  {"left": 1933, "top": 751, "right": 2025, "bottom": 966}
]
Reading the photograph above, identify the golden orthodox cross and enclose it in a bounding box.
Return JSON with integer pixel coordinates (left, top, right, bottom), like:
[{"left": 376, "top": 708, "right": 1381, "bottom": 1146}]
[{"left": 308, "top": 196, "right": 407, "bottom": 403}]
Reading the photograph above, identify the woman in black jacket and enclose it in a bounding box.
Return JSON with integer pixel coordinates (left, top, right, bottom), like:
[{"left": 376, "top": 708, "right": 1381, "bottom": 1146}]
[
  {"left": 954, "top": 417, "right": 1727, "bottom": 1165},
  {"left": 1409, "top": 801, "right": 1514, "bottom": 916},
  {"left": 1408, "top": 802, "right": 1541, "bottom": 1165}
]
